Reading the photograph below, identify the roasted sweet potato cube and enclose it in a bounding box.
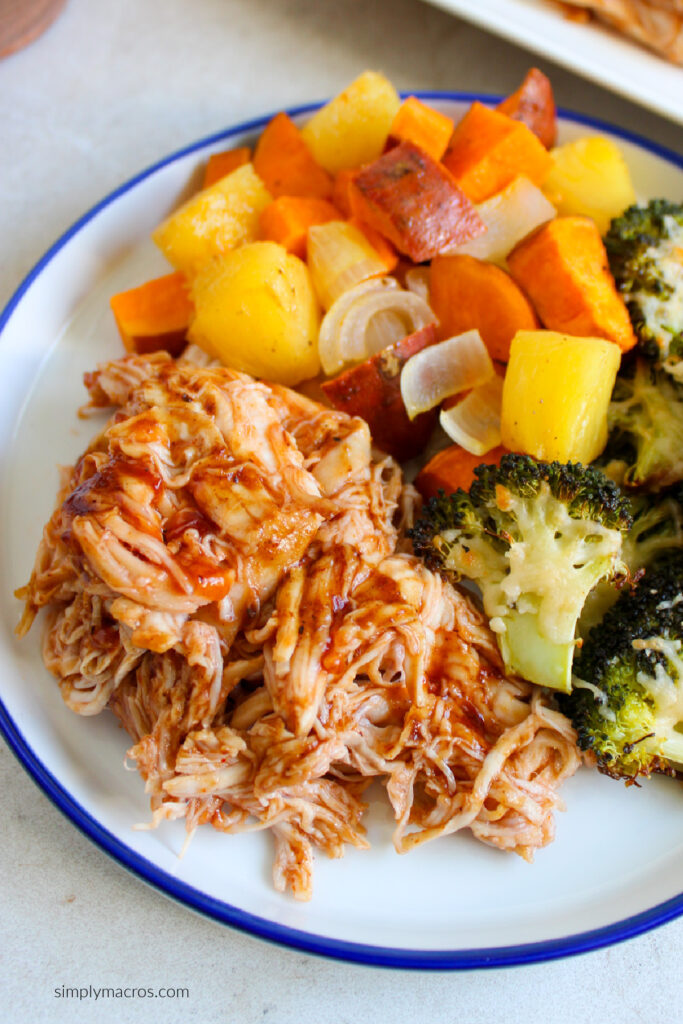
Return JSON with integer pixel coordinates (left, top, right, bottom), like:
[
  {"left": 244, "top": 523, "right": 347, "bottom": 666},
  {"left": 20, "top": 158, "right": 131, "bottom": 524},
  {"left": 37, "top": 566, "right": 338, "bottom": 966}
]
[
  {"left": 110, "top": 271, "right": 193, "bottom": 356},
  {"left": 415, "top": 443, "right": 509, "bottom": 500},
  {"left": 349, "top": 141, "right": 486, "bottom": 263},
  {"left": 507, "top": 216, "right": 637, "bottom": 352},
  {"left": 321, "top": 322, "right": 438, "bottom": 460},
  {"left": 203, "top": 146, "right": 251, "bottom": 188},
  {"left": 497, "top": 68, "right": 557, "bottom": 149},
  {"left": 253, "top": 112, "right": 332, "bottom": 199},
  {"left": 387, "top": 96, "right": 455, "bottom": 161},
  {"left": 442, "top": 102, "right": 553, "bottom": 203},
  {"left": 259, "top": 197, "right": 341, "bottom": 258}
]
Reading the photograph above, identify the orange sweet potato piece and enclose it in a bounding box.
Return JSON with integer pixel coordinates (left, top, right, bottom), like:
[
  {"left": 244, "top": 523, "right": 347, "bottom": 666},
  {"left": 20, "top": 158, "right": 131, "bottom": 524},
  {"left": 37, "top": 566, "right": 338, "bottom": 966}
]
[
  {"left": 507, "top": 216, "right": 637, "bottom": 352},
  {"left": 332, "top": 169, "right": 357, "bottom": 217},
  {"left": 110, "top": 271, "right": 193, "bottom": 356},
  {"left": 497, "top": 68, "right": 557, "bottom": 149},
  {"left": 442, "top": 102, "right": 553, "bottom": 203},
  {"left": 430, "top": 254, "right": 539, "bottom": 362},
  {"left": 415, "top": 443, "right": 509, "bottom": 500},
  {"left": 259, "top": 197, "right": 340, "bottom": 258},
  {"left": 349, "top": 141, "right": 486, "bottom": 263},
  {"left": 253, "top": 112, "right": 332, "bottom": 199},
  {"left": 202, "top": 146, "right": 251, "bottom": 188},
  {"left": 387, "top": 96, "right": 455, "bottom": 161},
  {"left": 321, "top": 322, "right": 438, "bottom": 460}
]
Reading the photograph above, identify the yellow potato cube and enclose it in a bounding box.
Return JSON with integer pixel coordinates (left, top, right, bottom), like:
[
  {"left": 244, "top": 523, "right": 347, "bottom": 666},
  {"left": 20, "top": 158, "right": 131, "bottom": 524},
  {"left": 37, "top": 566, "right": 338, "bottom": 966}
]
[
  {"left": 189, "top": 241, "right": 320, "bottom": 386},
  {"left": 542, "top": 136, "right": 636, "bottom": 235},
  {"left": 301, "top": 71, "right": 401, "bottom": 174},
  {"left": 153, "top": 163, "right": 272, "bottom": 277},
  {"left": 501, "top": 330, "right": 621, "bottom": 464}
]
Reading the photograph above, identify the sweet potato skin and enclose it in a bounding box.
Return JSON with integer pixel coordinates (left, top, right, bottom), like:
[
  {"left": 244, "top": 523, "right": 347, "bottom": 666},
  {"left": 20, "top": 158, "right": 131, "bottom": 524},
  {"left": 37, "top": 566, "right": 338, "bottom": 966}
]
[
  {"left": 415, "top": 443, "right": 509, "bottom": 500},
  {"left": 430, "top": 254, "right": 538, "bottom": 363},
  {"left": 507, "top": 216, "right": 637, "bottom": 352},
  {"left": 497, "top": 69, "right": 557, "bottom": 149},
  {"left": 253, "top": 112, "right": 332, "bottom": 199},
  {"left": 442, "top": 102, "right": 553, "bottom": 203},
  {"left": 110, "top": 271, "right": 193, "bottom": 357},
  {"left": 349, "top": 141, "right": 486, "bottom": 263},
  {"left": 321, "top": 322, "right": 438, "bottom": 460}
]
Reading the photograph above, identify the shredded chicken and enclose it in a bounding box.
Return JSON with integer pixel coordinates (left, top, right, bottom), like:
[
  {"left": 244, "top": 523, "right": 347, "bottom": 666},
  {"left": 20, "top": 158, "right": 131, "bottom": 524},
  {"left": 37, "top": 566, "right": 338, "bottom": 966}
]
[{"left": 18, "top": 355, "right": 580, "bottom": 900}]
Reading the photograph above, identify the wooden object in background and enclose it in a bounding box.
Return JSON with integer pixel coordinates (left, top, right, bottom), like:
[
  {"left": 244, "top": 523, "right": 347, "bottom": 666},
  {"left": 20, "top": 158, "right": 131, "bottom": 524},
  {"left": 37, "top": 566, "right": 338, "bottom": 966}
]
[{"left": 0, "top": 0, "right": 65, "bottom": 59}]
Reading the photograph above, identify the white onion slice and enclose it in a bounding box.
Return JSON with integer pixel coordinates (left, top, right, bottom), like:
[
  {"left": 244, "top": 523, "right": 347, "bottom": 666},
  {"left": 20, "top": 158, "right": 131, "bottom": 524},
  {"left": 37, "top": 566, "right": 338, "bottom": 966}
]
[
  {"left": 453, "top": 176, "right": 556, "bottom": 265},
  {"left": 339, "top": 290, "right": 434, "bottom": 363},
  {"left": 319, "top": 279, "right": 435, "bottom": 375},
  {"left": 439, "top": 374, "right": 504, "bottom": 454},
  {"left": 404, "top": 266, "right": 431, "bottom": 304},
  {"left": 318, "top": 277, "right": 399, "bottom": 375},
  {"left": 400, "top": 329, "right": 494, "bottom": 420}
]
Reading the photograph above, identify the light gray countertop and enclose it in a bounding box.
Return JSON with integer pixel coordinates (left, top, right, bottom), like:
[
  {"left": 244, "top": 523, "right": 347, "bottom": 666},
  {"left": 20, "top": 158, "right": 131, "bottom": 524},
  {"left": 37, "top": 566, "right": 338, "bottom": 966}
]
[{"left": 1, "top": 1, "right": 682, "bottom": 1020}]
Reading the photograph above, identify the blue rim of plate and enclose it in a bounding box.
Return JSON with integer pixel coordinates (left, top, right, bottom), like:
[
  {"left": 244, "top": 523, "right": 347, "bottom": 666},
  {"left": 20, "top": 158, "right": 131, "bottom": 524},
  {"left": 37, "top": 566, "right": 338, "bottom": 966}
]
[{"left": 1, "top": 91, "right": 682, "bottom": 970}]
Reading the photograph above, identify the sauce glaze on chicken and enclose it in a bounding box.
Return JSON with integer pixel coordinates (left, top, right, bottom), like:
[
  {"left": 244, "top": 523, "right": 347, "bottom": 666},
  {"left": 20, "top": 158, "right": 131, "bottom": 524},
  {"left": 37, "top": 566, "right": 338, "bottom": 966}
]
[{"left": 18, "top": 353, "right": 579, "bottom": 899}]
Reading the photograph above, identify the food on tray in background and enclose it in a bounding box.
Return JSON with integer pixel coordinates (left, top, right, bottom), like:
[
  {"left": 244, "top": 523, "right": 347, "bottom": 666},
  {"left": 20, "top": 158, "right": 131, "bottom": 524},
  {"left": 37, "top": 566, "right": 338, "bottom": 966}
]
[
  {"left": 553, "top": 0, "right": 683, "bottom": 65},
  {"left": 22, "top": 67, "right": 683, "bottom": 900}
]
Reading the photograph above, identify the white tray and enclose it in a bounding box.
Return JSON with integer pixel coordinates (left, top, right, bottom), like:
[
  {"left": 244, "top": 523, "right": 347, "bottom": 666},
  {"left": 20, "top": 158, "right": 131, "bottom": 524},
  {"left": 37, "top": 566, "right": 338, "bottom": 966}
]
[{"left": 421, "top": 0, "right": 683, "bottom": 124}]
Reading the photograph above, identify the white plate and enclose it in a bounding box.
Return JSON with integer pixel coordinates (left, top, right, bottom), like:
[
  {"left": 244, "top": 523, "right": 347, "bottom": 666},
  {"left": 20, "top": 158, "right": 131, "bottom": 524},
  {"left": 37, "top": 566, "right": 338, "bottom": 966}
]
[
  {"left": 420, "top": 0, "right": 683, "bottom": 125},
  {"left": 1, "top": 96, "right": 682, "bottom": 969}
]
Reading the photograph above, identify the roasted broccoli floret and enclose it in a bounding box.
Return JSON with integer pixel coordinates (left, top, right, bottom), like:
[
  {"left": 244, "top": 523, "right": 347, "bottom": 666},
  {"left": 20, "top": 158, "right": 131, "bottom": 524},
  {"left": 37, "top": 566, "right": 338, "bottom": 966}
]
[
  {"left": 607, "top": 359, "right": 683, "bottom": 489},
  {"left": 579, "top": 485, "right": 683, "bottom": 634},
  {"left": 624, "top": 486, "right": 683, "bottom": 571},
  {"left": 605, "top": 200, "right": 683, "bottom": 373},
  {"left": 410, "top": 454, "right": 632, "bottom": 693},
  {"left": 562, "top": 556, "right": 683, "bottom": 781}
]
